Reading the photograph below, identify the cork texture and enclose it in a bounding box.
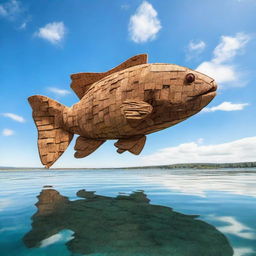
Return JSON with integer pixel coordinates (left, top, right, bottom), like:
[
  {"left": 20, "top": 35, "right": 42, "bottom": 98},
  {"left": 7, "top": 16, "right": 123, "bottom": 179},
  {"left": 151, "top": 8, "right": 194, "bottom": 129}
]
[{"left": 28, "top": 54, "right": 217, "bottom": 168}]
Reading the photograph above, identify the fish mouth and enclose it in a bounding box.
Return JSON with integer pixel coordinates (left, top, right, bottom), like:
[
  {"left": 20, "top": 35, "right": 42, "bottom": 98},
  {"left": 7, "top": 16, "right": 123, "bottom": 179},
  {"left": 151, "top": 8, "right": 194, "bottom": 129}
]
[
  {"left": 204, "top": 83, "right": 217, "bottom": 95},
  {"left": 195, "top": 81, "right": 217, "bottom": 97},
  {"left": 202, "top": 88, "right": 217, "bottom": 97}
]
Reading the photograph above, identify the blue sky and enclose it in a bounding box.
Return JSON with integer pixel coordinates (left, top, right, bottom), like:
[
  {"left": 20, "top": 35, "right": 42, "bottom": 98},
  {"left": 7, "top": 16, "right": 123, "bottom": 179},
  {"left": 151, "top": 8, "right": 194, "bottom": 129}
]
[{"left": 0, "top": 0, "right": 256, "bottom": 168}]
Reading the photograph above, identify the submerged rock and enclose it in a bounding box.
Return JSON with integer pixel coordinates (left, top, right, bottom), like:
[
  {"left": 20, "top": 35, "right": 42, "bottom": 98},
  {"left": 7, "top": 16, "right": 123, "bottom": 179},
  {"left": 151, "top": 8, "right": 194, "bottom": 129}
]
[{"left": 23, "top": 189, "right": 233, "bottom": 256}]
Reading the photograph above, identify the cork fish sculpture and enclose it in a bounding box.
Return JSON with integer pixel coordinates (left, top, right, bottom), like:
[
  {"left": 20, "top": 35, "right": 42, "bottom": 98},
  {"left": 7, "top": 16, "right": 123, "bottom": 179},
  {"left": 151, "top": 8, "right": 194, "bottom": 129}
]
[{"left": 28, "top": 54, "right": 217, "bottom": 168}]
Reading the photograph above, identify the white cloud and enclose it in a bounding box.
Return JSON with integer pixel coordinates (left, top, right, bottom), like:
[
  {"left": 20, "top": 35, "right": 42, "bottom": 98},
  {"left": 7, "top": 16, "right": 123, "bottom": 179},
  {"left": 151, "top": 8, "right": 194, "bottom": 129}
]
[
  {"left": 196, "top": 33, "right": 250, "bottom": 87},
  {"left": 0, "top": 0, "right": 22, "bottom": 20},
  {"left": 35, "top": 22, "right": 66, "bottom": 44},
  {"left": 189, "top": 40, "right": 206, "bottom": 51},
  {"left": 203, "top": 102, "right": 249, "bottom": 112},
  {"left": 0, "top": 0, "right": 30, "bottom": 30},
  {"left": 186, "top": 40, "right": 206, "bottom": 60},
  {"left": 19, "top": 16, "right": 31, "bottom": 30},
  {"left": 212, "top": 216, "right": 255, "bottom": 240},
  {"left": 197, "top": 61, "right": 236, "bottom": 84},
  {"left": 196, "top": 138, "right": 204, "bottom": 144},
  {"left": 2, "top": 129, "right": 14, "bottom": 136},
  {"left": 2, "top": 112, "right": 25, "bottom": 122},
  {"left": 48, "top": 87, "right": 70, "bottom": 96},
  {"left": 212, "top": 33, "right": 250, "bottom": 64},
  {"left": 142, "top": 136, "right": 256, "bottom": 166},
  {"left": 121, "top": 4, "right": 130, "bottom": 10},
  {"left": 129, "top": 1, "right": 161, "bottom": 43},
  {"left": 19, "top": 21, "right": 26, "bottom": 29},
  {"left": 0, "top": 6, "right": 7, "bottom": 16}
]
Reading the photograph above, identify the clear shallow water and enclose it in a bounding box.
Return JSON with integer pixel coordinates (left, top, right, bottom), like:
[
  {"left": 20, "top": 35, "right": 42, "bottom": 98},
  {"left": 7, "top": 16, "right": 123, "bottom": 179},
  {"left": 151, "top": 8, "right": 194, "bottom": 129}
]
[{"left": 0, "top": 168, "right": 256, "bottom": 256}]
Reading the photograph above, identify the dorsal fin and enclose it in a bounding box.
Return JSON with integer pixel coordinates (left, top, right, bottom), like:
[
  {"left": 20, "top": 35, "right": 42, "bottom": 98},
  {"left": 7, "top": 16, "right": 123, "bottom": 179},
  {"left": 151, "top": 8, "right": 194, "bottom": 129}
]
[
  {"left": 70, "top": 54, "right": 148, "bottom": 99},
  {"left": 70, "top": 73, "right": 105, "bottom": 100}
]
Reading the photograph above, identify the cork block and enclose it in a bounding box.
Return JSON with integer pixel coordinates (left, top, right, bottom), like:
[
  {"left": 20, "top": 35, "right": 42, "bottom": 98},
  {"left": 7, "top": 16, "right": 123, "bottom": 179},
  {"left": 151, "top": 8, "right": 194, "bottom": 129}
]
[{"left": 28, "top": 54, "right": 217, "bottom": 168}]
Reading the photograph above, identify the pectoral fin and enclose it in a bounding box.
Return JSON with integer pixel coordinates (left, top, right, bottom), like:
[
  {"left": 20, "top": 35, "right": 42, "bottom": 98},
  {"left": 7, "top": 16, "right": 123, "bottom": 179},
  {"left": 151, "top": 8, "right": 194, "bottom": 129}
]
[
  {"left": 121, "top": 100, "right": 153, "bottom": 120},
  {"left": 114, "top": 136, "right": 146, "bottom": 155},
  {"left": 74, "top": 136, "right": 105, "bottom": 158}
]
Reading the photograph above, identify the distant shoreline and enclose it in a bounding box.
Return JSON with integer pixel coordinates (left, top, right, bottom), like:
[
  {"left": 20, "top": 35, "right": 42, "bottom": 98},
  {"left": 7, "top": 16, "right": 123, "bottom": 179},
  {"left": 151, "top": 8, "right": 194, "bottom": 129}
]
[{"left": 1, "top": 161, "right": 256, "bottom": 170}]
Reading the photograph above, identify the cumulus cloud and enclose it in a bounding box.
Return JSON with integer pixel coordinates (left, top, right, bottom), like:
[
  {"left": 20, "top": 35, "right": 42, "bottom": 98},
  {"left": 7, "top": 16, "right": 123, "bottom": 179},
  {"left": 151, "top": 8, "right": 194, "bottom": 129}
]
[
  {"left": 142, "top": 136, "right": 256, "bottom": 166},
  {"left": 188, "top": 40, "right": 206, "bottom": 54},
  {"left": 189, "top": 40, "right": 206, "bottom": 51},
  {"left": 196, "top": 33, "right": 250, "bottom": 87},
  {"left": 48, "top": 87, "right": 70, "bottom": 96},
  {"left": 18, "top": 16, "right": 31, "bottom": 30},
  {"left": 19, "top": 21, "right": 26, "bottom": 29},
  {"left": 197, "top": 61, "right": 237, "bottom": 84},
  {"left": 196, "top": 138, "right": 204, "bottom": 144},
  {"left": 0, "top": 6, "right": 7, "bottom": 16},
  {"left": 203, "top": 102, "right": 249, "bottom": 112},
  {"left": 0, "top": 0, "right": 22, "bottom": 20},
  {"left": 35, "top": 22, "right": 66, "bottom": 44},
  {"left": 2, "top": 129, "right": 14, "bottom": 136},
  {"left": 129, "top": 1, "right": 161, "bottom": 43},
  {"left": 186, "top": 40, "right": 206, "bottom": 60},
  {"left": 121, "top": 4, "right": 130, "bottom": 10},
  {"left": 212, "top": 33, "right": 250, "bottom": 64},
  {"left": 0, "top": 0, "right": 30, "bottom": 30},
  {"left": 2, "top": 112, "right": 25, "bottom": 122}
]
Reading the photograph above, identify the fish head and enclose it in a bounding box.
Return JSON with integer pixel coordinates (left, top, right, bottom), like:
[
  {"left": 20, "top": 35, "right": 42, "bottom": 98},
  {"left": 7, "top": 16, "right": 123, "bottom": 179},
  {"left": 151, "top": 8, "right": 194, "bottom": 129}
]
[
  {"left": 182, "top": 70, "right": 217, "bottom": 109},
  {"left": 144, "top": 64, "right": 217, "bottom": 120}
]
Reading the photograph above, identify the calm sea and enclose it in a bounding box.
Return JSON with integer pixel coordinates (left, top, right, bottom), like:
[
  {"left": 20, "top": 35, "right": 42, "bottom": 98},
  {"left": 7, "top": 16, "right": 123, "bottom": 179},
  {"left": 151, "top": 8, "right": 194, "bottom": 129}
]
[{"left": 0, "top": 168, "right": 255, "bottom": 256}]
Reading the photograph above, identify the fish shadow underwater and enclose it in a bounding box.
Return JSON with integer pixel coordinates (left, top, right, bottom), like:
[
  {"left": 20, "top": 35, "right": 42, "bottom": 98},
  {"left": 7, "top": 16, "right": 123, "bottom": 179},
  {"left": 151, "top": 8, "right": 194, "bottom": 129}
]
[{"left": 23, "top": 189, "right": 233, "bottom": 256}]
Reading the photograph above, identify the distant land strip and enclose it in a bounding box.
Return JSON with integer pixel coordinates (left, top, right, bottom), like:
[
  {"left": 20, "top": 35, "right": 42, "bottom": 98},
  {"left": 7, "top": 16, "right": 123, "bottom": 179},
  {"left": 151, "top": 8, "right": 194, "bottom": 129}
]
[{"left": 1, "top": 162, "right": 256, "bottom": 170}]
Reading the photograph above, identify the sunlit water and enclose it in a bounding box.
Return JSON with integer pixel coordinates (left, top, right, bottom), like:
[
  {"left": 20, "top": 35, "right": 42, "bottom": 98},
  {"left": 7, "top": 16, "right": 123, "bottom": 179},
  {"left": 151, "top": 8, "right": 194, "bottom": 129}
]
[{"left": 0, "top": 168, "right": 256, "bottom": 256}]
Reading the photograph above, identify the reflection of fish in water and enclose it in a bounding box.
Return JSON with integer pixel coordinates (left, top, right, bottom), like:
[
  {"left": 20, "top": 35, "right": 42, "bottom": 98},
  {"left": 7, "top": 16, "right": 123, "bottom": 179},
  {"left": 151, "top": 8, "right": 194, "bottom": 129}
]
[
  {"left": 23, "top": 189, "right": 233, "bottom": 256},
  {"left": 28, "top": 54, "right": 217, "bottom": 168}
]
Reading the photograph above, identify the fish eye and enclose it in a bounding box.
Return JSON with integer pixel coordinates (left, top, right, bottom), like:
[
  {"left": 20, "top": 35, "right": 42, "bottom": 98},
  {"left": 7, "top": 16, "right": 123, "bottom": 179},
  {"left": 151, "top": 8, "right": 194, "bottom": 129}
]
[
  {"left": 185, "top": 73, "right": 195, "bottom": 84},
  {"left": 162, "top": 84, "right": 170, "bottom": 89}
]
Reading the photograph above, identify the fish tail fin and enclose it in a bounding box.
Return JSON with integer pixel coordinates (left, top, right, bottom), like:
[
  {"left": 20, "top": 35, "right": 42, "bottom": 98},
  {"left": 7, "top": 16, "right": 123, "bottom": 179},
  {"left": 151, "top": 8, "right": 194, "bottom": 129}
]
[{"left": 28, "top": 95, "right": 74, "bottom": 168}]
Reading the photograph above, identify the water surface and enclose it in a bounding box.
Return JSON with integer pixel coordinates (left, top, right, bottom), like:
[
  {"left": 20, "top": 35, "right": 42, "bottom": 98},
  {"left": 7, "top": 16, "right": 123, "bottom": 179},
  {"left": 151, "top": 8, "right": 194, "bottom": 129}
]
[{"left": 0, "top": 168, "right": 255, "bottom": 256}]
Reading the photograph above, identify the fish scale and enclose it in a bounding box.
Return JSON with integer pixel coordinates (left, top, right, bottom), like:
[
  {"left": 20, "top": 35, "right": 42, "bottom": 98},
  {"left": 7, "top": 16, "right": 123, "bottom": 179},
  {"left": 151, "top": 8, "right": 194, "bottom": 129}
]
[{"left": 28, "top": 54, "right": 217, "bottom": 168}]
